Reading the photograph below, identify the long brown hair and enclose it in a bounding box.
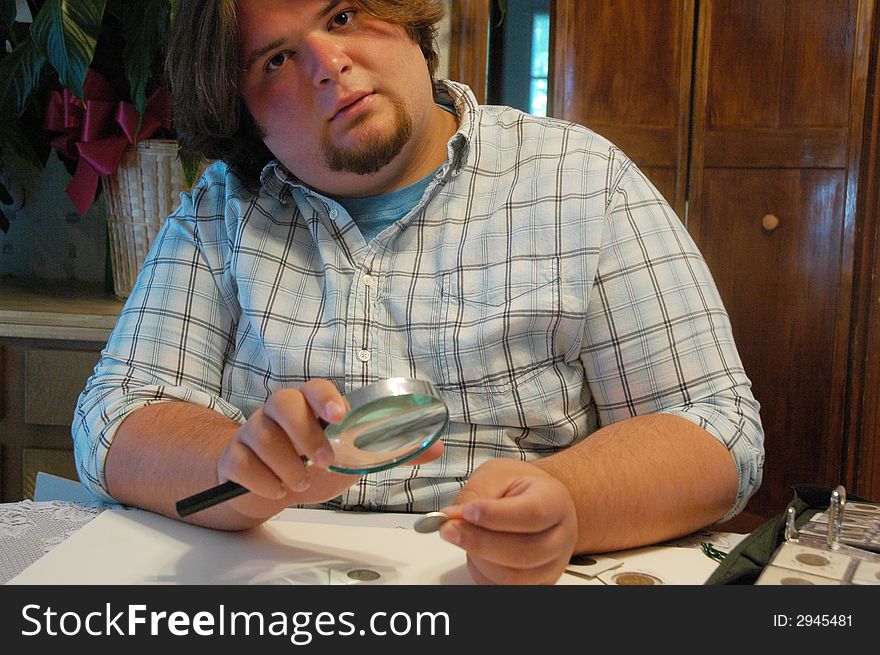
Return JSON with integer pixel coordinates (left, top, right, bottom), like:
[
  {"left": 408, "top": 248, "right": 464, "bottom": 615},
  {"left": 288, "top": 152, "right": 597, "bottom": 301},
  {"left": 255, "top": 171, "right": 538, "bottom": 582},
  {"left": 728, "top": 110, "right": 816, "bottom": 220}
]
[{"left": 166, "top": 0, "right": 446, "bottom": 185}]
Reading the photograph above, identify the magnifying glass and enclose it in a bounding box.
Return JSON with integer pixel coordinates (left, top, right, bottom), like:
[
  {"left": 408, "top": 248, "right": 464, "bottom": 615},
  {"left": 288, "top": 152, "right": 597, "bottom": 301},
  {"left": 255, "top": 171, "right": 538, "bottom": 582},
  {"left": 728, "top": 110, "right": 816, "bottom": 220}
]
[{"left": 175, "top": 378, "right": 448, "bottom": 518}]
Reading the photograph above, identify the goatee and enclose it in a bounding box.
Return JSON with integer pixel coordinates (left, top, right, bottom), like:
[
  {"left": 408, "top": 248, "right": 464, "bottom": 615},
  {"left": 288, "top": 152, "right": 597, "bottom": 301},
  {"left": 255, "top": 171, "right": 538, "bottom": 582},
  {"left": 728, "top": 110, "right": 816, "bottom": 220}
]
[{"left": 323, "top": 97, "right": 412, "bottom": 175}]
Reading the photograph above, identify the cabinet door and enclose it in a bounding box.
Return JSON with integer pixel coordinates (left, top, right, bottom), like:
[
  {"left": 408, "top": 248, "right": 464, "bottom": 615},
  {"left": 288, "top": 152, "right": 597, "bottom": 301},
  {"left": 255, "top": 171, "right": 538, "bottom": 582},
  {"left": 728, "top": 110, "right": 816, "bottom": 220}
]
[
  {"left": 688, "top": 0, "right": 874, "bottom": 519},
  {"left": 848, "top": 26, "right": 880, "bottom": 503},
  {"left": 551, "top": 0, "right": 695, "bottom": 214},
  {"left": 0, "top": 341, "right": 101, "bottom": 501}
]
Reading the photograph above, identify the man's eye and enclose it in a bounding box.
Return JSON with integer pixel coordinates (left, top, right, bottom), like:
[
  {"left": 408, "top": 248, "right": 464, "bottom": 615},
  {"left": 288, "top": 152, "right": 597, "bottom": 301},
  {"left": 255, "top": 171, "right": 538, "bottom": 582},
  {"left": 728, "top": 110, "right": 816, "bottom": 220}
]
[
  {"left": 332, "top": 10, "right": 356, "bottom": 27},
  {"left": 266, "top": 52, "right": 289, "bottom": 71}
]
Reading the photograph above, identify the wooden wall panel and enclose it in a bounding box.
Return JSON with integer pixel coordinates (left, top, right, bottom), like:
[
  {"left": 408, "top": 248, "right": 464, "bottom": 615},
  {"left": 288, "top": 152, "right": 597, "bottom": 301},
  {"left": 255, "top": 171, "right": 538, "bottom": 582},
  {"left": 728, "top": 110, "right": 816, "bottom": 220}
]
[
  {"left": 845, "top": 3, "right": 880, "bottom": 503},
  {"left": 0, "top": 339, "right": 103, "bottom": 502},
  {"left": 0, "top": 344, "right": 4, "bottom": 420},
  {"left": 24, "top": 349, "right": 100, "bottom": 426},
  {"left": 551, "top": 0, "right": 694, "bottom": 214},
  {"left": 689, "top": 0, "right": 874, "bottom": 520},
  {"left": 448, "top": 0, "right": 491, "bottom": 103},
  {"left": 699, "top": 169, "right": 845, "bottom": 514}
]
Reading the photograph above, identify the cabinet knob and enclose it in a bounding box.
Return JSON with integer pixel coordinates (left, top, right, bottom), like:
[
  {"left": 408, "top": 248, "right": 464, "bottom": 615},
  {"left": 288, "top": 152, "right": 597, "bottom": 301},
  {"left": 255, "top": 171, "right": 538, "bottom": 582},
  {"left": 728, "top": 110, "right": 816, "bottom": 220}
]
[{"left": 762, "top": 214, "right": 780, "bottom": 232}]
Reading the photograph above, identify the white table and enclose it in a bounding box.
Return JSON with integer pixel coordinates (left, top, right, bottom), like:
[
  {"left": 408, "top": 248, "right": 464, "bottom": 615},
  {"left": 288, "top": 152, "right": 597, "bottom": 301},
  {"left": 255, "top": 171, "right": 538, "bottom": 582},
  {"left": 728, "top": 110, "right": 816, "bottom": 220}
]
[
  {"left": 1, "top": 499, "right": 737, "bottom": 585},
  {"left": 0, "top": 499, "right": 111, "bottom": 584}
]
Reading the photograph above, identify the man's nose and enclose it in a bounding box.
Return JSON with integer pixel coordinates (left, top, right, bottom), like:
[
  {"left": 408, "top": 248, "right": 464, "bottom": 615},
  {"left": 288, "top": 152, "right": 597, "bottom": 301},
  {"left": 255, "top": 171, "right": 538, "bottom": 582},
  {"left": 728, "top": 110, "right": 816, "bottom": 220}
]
[{"left": 303, "top": 34, "right": 352, "bottom": 86}]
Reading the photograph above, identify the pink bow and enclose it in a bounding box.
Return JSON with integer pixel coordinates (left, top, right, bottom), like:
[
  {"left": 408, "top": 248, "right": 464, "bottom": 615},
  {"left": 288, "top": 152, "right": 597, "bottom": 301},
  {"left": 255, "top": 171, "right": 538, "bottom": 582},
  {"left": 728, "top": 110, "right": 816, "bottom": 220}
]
[{"left": 44, "top": 70, "right": 172, "bottom": 214}]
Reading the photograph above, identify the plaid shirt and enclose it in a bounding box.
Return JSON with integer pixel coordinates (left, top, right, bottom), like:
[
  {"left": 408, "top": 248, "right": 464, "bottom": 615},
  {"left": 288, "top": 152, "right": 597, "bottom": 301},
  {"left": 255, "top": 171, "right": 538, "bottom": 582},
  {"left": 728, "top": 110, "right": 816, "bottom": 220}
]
[{"left": 73, "top": 81, "right": 763, "bottom": 518}]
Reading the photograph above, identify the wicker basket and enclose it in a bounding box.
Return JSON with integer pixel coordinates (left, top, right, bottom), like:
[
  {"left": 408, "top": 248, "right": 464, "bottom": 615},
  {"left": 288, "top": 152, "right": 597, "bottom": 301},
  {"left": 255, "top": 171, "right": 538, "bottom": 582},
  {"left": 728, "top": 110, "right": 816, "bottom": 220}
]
[{"left": 103, "top": 139, "right": 198, "bottom": 300}]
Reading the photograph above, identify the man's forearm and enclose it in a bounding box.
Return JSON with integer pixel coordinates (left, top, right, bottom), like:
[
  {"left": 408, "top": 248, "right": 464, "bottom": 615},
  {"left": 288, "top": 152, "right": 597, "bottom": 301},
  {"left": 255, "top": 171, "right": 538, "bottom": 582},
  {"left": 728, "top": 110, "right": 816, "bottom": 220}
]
[
  {"left": 104, "top": 402, "right": 253, "bottom": 529},
  {"left": 535, "top": 413, "right": 740, "bottom": 554}
]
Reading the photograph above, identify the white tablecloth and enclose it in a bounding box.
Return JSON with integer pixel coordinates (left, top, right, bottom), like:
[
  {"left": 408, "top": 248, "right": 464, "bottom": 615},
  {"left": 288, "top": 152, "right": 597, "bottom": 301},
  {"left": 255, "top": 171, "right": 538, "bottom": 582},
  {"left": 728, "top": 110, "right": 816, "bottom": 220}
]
[
  {"left": 1, "top": 500, "right": 744, "bottom": 585},
  {"left": 0, "top": 499, "right": 111, "bottom": 584}
]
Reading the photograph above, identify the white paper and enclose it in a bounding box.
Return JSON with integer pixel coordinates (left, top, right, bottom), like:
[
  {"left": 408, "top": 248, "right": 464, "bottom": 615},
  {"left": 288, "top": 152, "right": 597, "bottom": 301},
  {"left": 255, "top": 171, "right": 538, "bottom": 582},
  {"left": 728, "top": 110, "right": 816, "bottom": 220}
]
[
  {"left": 8, "top": 507, "right": 474, "bottom": 585},
  {"left": 8, "top": 506, "right": 722, "bottom": 585}
]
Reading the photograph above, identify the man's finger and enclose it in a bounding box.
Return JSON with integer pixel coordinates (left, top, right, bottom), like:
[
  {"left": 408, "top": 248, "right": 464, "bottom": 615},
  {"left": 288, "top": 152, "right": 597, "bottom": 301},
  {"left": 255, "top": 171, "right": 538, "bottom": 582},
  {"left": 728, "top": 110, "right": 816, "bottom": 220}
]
[
  {"left": 402, "top": 440, "right": 444, "bottom": 465},
  {"left": 299, "top": 379, "right": 349, "bottom": 423},
  {"left": 264, "top": 388, "right": 335, "bottom": 468}
]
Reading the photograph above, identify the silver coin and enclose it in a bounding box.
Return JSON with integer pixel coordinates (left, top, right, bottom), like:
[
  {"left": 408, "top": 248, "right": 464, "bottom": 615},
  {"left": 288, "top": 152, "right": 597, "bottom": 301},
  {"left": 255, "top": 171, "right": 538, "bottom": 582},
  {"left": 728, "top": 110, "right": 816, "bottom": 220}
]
[
  {"left": 413, "top": 511, "right": 449, "bottom": 533},
  {"left": 346, "top": 568, "right": 381, "bottom": 581}
]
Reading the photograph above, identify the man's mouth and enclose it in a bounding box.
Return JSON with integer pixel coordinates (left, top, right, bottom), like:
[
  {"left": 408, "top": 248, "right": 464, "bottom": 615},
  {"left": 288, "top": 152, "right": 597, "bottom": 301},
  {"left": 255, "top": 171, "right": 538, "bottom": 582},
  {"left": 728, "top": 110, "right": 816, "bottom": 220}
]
[{"left": 331, "top": 91, "right": 375, "bottom": 121}]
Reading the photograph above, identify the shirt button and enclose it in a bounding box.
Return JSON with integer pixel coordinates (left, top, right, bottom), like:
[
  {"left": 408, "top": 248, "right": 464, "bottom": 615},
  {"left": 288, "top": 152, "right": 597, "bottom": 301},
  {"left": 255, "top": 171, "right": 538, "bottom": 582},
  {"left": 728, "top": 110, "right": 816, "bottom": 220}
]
[
  {"left": 329, "top": 208, "right": 339, "bottom": 219},
  {"left": 362, "top": 274, "right": 375, "bottom": 287},
  {"left": 357, "top": 349, "right": 371, "bottom": 362}
]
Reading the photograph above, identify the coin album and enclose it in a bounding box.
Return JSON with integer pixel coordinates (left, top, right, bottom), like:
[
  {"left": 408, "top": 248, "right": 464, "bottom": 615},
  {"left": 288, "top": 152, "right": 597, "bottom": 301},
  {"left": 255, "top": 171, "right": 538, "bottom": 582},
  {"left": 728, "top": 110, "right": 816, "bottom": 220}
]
[
  {"left": 755, "top": 500, "right": 880, "bottom": 585},
  {"left": 798, "top": 500, "right": 880, "bottom": 553}
]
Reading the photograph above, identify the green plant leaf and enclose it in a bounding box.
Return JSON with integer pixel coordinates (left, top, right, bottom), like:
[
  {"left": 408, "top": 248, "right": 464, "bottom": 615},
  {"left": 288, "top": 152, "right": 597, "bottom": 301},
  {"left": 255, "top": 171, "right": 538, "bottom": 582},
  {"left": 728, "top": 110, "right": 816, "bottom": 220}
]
[
  {"left": 178, "top": 148, "right": 204, "bottom": 188},
  {"left": 0, "top": 37, "right": 46, "bottom": 117},
  {"left": 118, "top": 0, "right": 169, "bottom": 115},
  {"left": 0, "top": 113, "right": 43, "bottom": 168},
  {"left": 30, "top": 0, "right": 108, "bottom": 99},
  {"left": 1, "top": 0, "right": 18, "bottom": 35}
]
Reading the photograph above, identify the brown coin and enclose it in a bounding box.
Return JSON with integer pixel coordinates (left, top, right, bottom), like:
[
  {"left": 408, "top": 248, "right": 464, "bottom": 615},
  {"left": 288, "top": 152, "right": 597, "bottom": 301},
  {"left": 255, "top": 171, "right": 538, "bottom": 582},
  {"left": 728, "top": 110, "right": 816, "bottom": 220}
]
[
  {"left": 850, "top": 503, "right": 879, "bottom": 512},
  {"left": 780, "top": 576, "right": 814, "bottom": 585},
  {"left": 795, "top": 553, "right": 830, "bottom": 567},
  {"left": 611, "top": 572, "right": 663, "bottom": 585},
  {"left": 569, "top": 554, "right": 598, "bottom": 566}
]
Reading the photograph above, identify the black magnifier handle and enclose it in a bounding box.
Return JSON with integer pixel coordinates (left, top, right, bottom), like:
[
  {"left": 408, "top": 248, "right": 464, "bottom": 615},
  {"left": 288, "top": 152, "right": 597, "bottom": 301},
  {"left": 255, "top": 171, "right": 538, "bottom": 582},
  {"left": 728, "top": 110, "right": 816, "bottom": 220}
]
[
  {"left": 176, "top": 480, "right": 248, "bottom": 518},
  {"left": 176, "top": 459, "right": 312, "bottom": 518},
  {"left": 176, "top": 419, "right": 328, "bottom": 519}
]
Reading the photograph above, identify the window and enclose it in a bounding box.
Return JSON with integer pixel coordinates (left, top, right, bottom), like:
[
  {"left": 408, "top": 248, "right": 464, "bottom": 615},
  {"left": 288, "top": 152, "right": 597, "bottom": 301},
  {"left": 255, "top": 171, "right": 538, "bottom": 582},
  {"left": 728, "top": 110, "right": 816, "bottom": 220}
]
[
  {"left": 487, "top": 1, "right": 551, "bottom": 116},
  {"left": 529, "top": 13, "right": 550, "bottom": 116}
]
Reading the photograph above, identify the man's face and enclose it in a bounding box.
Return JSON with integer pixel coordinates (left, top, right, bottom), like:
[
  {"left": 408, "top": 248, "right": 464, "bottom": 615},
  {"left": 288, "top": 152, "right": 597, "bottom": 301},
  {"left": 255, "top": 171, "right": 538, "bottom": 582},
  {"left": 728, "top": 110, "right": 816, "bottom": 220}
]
[{"left": 238, "top": 0, "right": 439, "bottom": 196}]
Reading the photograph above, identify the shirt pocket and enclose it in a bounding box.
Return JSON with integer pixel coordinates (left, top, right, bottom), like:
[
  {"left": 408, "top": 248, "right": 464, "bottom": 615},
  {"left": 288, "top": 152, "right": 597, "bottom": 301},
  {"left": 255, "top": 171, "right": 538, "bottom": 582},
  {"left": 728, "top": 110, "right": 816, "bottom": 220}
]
[{"left": 437, "top": 257, "right": 561, "bottom": 397}]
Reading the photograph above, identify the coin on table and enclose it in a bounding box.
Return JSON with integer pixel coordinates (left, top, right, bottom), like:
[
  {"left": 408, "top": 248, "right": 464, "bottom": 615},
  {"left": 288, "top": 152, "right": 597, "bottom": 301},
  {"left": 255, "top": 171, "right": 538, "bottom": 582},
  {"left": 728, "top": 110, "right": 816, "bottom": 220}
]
[{"left": 413, "top": 511, "right": 449, "bottom": 533}]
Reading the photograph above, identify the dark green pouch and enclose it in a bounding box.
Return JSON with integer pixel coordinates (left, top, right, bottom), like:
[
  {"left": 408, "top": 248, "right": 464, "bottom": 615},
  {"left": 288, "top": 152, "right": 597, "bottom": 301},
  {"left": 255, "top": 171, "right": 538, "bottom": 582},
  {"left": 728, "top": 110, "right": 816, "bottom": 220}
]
[{"left": 705, "top": 484, "right": 871, "bottom": 585}]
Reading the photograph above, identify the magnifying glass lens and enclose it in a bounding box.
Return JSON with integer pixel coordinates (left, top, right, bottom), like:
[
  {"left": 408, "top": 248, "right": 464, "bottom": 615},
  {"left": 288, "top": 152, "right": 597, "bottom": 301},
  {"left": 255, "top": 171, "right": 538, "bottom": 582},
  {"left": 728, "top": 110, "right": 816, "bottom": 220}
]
[
  {"left": 324, "top": 386, "right": 448, "bottom": 475},
  {"left": 174, "top": 378, "right": 448, "bottom": 518}
]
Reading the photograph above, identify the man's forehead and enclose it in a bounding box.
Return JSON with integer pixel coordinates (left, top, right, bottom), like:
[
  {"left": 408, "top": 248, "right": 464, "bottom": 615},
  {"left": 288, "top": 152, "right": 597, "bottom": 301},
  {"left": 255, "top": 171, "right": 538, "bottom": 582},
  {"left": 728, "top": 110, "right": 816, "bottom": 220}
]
[
  {"left": 238, "top": 0, "right": 355, "bottom": 43},
  {"left": 238, "top": 0, "right": 350, "bottom": 23},
  {"left": 238, "top": 0, "right": 313, "bottom": 58}
]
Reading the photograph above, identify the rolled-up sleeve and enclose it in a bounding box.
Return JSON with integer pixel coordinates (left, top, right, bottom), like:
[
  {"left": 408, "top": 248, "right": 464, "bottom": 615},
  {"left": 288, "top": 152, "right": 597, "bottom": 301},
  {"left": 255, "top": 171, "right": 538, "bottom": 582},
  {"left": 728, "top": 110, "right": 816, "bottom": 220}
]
[
  {"left": 72, "top": 166, "right": 244, "bottom": 502},
  {"left": 581, "top": 159, "right": 764, "bottom": 520}
]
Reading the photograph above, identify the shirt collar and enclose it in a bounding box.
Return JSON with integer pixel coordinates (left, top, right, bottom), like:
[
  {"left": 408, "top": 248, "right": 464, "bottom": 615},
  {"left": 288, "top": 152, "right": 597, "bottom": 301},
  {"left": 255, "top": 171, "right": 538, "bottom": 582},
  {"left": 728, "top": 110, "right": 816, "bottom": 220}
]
[{"left": 258, "top": 79, "right": 478, "bottom": 202}]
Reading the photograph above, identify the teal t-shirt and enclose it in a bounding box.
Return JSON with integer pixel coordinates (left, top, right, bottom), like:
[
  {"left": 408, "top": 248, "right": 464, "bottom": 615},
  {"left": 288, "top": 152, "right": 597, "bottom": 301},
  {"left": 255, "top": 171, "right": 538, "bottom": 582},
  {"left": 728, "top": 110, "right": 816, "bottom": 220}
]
[{"left": 336, "top": 170, "right": 436, "bottom": 242}]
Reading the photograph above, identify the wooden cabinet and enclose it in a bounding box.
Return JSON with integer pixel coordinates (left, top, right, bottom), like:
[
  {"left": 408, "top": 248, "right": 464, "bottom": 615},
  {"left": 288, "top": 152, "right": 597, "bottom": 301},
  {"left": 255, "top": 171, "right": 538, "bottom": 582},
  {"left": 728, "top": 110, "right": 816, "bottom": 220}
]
[
  {"left": 688, "top": 0, "right": 875, "bottom": 520},
  {"left": 552, "top": 0, "right": 877, "bottom": 525},
  {"left": 0, "top": 279, "right": 122, "bottom": 501},
  {"left": 551, "top": 0, "right": 695, "bottom": 216},
  {"left": 573, "top": 0, "right": 877, "bottom": 524},
  {"left": 0, "top": 339, "right": 102, "bottom": 500},
  {"left": 452, "top": 0, "right": 880, "bottom": 525},
  {"left": 845, "top": 8, "right": 880, "bottom": 504}
]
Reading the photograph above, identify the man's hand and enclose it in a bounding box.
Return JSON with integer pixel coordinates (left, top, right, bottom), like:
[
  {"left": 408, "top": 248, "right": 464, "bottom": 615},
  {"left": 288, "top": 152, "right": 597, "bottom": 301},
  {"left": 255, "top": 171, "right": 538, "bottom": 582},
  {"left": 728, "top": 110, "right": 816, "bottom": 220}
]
[
  {"left": 216, "top": 380, "right": 352, "bottom": 520},
  {"left": 437, "top": 459, "right": 577, "bottom": 584},
  {"left": 216, "top": 380, "right": 444, "bottom": 522}
]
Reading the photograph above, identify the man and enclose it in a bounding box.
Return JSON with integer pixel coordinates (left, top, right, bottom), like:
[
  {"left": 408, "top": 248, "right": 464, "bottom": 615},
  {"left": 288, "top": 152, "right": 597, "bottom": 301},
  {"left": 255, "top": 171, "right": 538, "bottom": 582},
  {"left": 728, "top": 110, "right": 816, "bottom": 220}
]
[{"left": 73, "top": 0, "right": 763, "bottom": 585}]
